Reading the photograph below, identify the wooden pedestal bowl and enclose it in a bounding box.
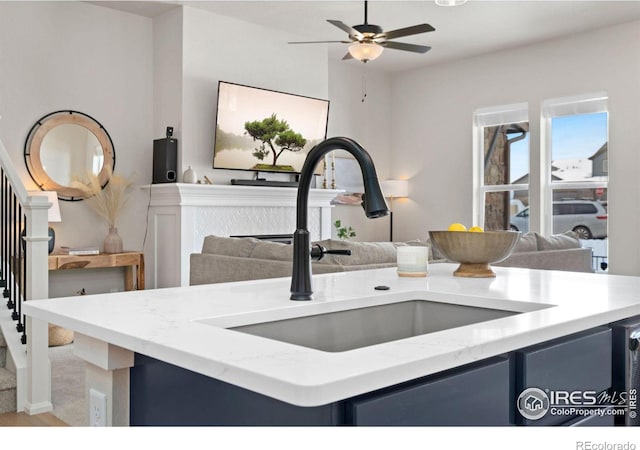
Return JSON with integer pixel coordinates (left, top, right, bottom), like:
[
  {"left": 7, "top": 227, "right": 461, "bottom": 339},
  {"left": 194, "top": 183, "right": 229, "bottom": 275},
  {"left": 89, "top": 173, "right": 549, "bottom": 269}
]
[{"left": 428, "top": 230, "right": 521, "bottom": 278}]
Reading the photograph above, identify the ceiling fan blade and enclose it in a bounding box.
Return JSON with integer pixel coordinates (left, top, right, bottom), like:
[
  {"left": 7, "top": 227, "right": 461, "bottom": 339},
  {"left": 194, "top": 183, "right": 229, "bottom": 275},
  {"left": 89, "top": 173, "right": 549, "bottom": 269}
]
[
  {"left": 377, "top": 23, "right": 435, "bottom": 41},
  {"left": 380, "top": 41, "right": 432, "bottom": 54},
  {"left": 327, "top": 19, "right": 364, "bottom": 40},
  {"left": 342, "top": 52, "right": 353, "bottom": 60},
  {"left": 288, "top": 40, "right": 351, "bottom": 44}
]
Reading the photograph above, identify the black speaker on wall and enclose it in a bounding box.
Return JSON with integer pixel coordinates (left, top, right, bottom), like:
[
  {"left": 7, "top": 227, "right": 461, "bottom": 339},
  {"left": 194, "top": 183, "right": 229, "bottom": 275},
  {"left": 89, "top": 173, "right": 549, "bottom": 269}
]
[{"left": 153, "top": 137, "right": 178, "bottom": 184}]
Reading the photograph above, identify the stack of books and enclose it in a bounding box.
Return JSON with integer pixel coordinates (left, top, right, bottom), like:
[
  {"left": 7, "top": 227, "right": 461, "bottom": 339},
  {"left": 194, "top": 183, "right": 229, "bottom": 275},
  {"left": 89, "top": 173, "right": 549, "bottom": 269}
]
[{"left": 59, "top": 246, "right": 100, "bottom": 256}]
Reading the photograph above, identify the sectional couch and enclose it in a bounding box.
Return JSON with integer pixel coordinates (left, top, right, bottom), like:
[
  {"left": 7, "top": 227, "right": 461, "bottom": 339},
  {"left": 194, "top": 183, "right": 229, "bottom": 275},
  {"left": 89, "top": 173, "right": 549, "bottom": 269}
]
[
  {"left": 189, "top": 236, "right": 401, "bottom": 285},
  {"left": 189, "top": 232, "right": 593, "bottom": 286}
]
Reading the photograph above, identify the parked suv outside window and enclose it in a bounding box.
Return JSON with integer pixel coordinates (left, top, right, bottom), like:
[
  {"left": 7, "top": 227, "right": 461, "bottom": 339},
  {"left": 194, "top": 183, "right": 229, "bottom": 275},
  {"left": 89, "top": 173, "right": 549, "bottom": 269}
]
[{"left": 510, "top": 200, "right": 607, "bottom": 239}]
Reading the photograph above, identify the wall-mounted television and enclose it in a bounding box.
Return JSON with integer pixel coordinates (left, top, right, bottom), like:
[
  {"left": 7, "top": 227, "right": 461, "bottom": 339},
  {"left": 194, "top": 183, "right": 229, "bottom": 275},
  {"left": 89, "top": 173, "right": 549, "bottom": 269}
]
[{"left": 213, "top": 81, "right": 329, "bottom": 175}]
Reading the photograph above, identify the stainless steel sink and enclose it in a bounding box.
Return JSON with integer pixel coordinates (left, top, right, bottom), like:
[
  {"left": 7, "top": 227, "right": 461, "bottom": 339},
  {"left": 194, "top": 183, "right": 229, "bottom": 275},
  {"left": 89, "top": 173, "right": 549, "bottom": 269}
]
[{"left": 228, "top": 300, "right": 519, "bottom": 352}]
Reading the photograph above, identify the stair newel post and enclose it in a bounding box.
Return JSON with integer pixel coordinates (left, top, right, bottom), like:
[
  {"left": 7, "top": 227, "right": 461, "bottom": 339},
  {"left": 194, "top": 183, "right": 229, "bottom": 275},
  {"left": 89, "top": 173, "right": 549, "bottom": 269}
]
[{"left": 23, "top": 193, "right": 52, "bottom": 414}]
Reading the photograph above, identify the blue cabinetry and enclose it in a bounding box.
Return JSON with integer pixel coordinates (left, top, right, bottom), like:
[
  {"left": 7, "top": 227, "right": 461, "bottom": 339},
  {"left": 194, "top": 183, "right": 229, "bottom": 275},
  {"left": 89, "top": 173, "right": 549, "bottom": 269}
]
[
  {"left": 514, "top": 326, "right": 612, "bottom": 426},
  {"left": 129, "top": 326, "right": 617, "bottom": 426},
  {"left": 346, "top": 356, "right": 511, "bottom": 426},
  {"left": 130, "top": 354, "right": 344, "bottom": 426}
]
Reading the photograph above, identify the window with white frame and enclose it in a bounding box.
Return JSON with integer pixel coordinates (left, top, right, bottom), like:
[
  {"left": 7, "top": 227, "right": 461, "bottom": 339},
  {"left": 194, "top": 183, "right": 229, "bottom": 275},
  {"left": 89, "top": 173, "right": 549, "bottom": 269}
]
[
  {"left": 543, "top": 93, "right": 608, "bottom": 270},
  {"left": 473, "top": 103, "right": 530, "bottom": 231},
  {"left": 542, "top": 94, "right": 608, "bottom": 237},
  {"left": 473, "top": 93, "right": 609, "bottom": 272}
]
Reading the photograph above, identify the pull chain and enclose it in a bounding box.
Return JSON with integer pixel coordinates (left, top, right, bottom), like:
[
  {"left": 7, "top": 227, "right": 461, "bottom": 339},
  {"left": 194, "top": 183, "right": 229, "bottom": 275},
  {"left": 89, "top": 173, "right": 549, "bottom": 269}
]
[{"left": 361, "top": 66, "right": 368, "bottom": 103}]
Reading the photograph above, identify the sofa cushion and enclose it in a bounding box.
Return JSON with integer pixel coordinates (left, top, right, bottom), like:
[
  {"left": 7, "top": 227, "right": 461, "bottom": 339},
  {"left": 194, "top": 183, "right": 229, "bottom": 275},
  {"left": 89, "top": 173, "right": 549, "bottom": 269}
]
[
  {"left": 202, "top": 235, "right": 259, "bottom": 257},
  {"left": 314, "top": 239, "right": 401, "bottom": 265},
  {"left": 250, "top": 240, "right": 293, "bottom": 261},
  {"left": 513, "top": 232, "right": 538, "bottom": 253},
  {"left": 535, "top": 231, "right": 581, "bottom": 251},
  {"left": 496, "top": 247, "right": 592, "bottom": 273}
]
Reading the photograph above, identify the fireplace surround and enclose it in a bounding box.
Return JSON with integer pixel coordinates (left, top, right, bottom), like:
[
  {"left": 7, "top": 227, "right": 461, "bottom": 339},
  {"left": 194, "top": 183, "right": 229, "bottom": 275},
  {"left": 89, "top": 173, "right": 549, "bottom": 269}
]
[{"left": 141, "top": 183, "right": 340, "bottom": 288}]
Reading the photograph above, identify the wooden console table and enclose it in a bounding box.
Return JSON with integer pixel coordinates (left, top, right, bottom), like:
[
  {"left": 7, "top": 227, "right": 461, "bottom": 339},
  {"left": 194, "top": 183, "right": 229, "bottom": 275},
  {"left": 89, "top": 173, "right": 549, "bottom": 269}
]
[{"left": 48, "top": 251, "right": 145, "bottom": 291}]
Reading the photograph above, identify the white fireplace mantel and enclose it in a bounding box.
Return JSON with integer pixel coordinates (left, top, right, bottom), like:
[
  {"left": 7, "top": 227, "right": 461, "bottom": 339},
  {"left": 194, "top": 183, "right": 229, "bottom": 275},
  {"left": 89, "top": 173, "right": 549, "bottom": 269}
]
[{"left": 141, "top": 183, "right": 341, "bottom": 288}]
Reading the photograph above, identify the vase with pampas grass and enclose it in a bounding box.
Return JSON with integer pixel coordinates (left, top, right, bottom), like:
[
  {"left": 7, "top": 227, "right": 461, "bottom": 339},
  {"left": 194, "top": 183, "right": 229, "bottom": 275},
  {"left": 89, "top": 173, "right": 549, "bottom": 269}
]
[{"left": 74, "top": 168, "right": 133, "bottom": 253}]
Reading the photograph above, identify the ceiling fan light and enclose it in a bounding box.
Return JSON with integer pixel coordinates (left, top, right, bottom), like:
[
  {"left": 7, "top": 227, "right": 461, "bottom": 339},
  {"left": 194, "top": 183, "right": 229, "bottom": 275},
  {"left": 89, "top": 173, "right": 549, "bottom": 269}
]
[
  {"left": 348, "top": 42, "right": 384, "bottom": 62},
  {"left": 435, "top": 0, "right": 467, "bottom": 6}
]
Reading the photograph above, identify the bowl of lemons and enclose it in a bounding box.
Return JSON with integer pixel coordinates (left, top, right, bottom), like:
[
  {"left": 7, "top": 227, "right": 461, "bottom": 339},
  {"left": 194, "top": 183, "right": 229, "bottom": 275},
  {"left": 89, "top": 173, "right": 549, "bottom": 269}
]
[{"left": 429, "top": 224, "right": 521, "bottom": 278}]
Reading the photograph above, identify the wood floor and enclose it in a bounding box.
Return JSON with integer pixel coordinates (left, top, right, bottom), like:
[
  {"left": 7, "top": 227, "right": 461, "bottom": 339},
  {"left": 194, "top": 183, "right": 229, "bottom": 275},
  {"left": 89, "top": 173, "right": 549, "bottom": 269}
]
[{"left": 0, "top": 411, "right": 68, "bottom": 426}]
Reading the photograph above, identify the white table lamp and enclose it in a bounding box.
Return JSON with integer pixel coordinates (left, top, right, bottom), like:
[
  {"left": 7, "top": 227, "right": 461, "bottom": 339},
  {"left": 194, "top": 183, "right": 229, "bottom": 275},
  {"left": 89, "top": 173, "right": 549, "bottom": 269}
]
[{"left": 380, "top": 180, "right": 409, "bottom": 242}]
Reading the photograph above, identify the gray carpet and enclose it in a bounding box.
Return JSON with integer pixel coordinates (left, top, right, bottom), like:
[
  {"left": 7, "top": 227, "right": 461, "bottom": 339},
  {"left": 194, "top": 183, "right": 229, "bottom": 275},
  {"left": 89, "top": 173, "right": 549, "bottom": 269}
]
[{"left": 49, "top": 343, "right": 87, "bottom": 426}]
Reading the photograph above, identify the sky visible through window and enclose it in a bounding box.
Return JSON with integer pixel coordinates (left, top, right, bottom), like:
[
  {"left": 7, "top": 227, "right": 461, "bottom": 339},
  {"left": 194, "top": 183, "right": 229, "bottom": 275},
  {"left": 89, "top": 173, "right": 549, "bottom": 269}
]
[{"left": 509, "top": 112, "right": 608, "bottom": 183}]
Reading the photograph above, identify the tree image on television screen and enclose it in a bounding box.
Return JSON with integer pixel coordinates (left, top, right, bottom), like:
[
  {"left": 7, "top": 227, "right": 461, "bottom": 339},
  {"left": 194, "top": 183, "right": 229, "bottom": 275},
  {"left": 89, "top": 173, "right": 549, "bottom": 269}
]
[{"left": 244, "top": 114, "right": 307, "bottom": 172}]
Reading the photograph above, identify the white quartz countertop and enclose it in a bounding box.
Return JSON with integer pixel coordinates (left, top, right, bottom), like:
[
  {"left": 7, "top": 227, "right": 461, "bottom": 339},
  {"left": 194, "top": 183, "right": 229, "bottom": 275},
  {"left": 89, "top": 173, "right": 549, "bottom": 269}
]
[{"left": 24, "top": 264, "right": 640, "bottom": 406}]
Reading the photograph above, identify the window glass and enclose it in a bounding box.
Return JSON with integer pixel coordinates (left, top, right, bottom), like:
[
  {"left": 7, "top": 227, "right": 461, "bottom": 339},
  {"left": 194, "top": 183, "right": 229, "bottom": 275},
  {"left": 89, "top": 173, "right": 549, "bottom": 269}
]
[
  {"left": 485, "top": 190, "right": 529, "bottom": 231},
  {"left": 551, "top": 189, "right": 608, "bottom": 240},
  {"left": 549, "top": 109, "right": 608, "bottom": 272},
  {"left": 574, "top": 204, "right": 597, "bottom": 214},
  {"left": 551, "top": 112, "right": 608, "bottom": 183},
  {"left": 483, "top": 122, "right": 529, "bottom": 186}
]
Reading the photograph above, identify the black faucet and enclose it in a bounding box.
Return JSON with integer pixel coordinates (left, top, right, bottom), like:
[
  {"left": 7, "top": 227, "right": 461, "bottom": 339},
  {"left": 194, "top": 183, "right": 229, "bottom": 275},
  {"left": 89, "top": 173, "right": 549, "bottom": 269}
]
[{"left": 290, "top": 137, "right": 389, "bottom": 301}]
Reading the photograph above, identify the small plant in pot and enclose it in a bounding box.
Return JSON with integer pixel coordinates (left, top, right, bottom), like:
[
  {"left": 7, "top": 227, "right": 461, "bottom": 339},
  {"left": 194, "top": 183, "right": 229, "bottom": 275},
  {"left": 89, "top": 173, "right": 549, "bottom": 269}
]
[{"left": 334, "top": 219, "right": 356, "bottom": 240}]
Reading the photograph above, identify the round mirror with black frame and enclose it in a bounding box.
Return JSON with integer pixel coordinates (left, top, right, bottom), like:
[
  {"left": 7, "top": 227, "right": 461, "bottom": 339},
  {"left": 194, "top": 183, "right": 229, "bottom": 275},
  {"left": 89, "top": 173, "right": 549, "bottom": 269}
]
[{"left": 24, "top": 110, "right": 116, "bottom": 201}]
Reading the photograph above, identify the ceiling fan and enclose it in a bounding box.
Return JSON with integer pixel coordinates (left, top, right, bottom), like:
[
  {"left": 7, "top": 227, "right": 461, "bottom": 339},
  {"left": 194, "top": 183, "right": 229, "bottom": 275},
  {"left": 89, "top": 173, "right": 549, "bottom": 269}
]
[{"left": 288, "top": 0, "right": 435, "bottom": 63}]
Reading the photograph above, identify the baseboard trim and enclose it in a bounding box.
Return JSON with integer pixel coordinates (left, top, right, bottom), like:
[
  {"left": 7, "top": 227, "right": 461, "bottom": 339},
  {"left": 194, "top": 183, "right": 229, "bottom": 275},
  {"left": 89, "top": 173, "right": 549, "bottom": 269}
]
[{"left": 23, "top": 400, "right": 53, "bottom": 415}]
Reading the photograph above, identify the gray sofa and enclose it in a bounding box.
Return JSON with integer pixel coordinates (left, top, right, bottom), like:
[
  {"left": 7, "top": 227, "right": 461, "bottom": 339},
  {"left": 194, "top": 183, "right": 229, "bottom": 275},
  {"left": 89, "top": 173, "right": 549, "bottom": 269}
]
[
  {"left": 494, "top": 231, "right": 593, "bottom": 272},
  {"left": 189, "top": 232, "right": 593, "bottom": 286},
  {"left": 189, "top": 236, "right": 402, "bottom": 286}
]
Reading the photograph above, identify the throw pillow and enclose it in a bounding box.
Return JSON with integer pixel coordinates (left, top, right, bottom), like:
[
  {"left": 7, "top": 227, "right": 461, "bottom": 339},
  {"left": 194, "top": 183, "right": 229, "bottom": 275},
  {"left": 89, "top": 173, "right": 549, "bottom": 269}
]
[
  {"left": 250, "top": 240, "right": 293, "bottom": 261},
  {"left": 535, "top": 231, "right": 581, "bottom": 251},
  {"left": 314, "top": 239, "right": 400, "bottom": 265},
  {"left": 201, "top": 235, "right": 259, "bottom": 257},
  {"left": 513, "top": 232, "right": 538, "bottom": 253}
]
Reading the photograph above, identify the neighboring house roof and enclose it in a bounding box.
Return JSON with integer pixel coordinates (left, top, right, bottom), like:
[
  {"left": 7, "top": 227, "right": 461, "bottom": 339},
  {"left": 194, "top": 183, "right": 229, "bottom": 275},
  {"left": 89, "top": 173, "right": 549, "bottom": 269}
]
[
  {"left": 552, "top": 158, "right": 592, "bottom": 180},
  {"left": 552, "top": 157, "right": 607, "bottom": 182},
  {"left": 512, "top": 173, "right": 528, "bottom": 185},
  {"left": 511, "top": 172, "right": 562, "bottom": 184},
  {"left": 589, "top": 142, "right": 608, "bottom": 161},
  {"left": 513, "top": 155, "right": 607, "bottom": 184},
  {"left": 509, "top": 142, "right": 608, "bottom": 184}
]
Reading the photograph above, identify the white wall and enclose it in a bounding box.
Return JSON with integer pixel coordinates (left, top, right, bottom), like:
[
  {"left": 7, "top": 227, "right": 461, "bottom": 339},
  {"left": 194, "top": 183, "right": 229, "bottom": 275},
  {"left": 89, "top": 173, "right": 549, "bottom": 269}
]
[
  {"left": 153, "top": 7, "right": 183, "bottom": 141},
  {"left": 153, "top": 7, "right": 395, "bottom": 245},
  {"left": 0, "top": 2, "right": 154, "bottom": 296},
  {"left": 327, "top": 61, "right": 392, "bottom": 242},
  {"left": 177, "top": 6, "right": 329, "bottom": 184},
  {"left": 391, "top": 20, "right": 640, "bottom": 275}
]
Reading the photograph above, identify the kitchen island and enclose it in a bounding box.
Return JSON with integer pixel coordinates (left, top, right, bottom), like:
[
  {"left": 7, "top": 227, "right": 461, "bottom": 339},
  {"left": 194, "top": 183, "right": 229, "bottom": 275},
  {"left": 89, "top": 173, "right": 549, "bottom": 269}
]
[{"left": 24, "top": 264, "right": 640, "bottom": 426}]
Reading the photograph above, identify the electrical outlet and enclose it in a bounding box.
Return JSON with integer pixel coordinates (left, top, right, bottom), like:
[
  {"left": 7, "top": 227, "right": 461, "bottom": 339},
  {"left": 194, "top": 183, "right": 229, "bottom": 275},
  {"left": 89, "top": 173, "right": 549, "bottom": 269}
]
[{"left": 89, "top": 388, "right": 107, "bottom": 426}]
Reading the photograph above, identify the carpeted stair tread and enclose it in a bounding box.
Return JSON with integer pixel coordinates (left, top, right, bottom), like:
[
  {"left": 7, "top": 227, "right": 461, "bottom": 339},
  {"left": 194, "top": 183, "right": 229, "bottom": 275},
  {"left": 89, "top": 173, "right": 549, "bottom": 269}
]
[
  {"left": 0, "top": 368, "right": 16, "bottom": 391},
  {"left": 0, "top": 367, "right": 17, "bottom": 414},
  {"left": 1, "top": 330, "right": 7, "bottom": 367}
]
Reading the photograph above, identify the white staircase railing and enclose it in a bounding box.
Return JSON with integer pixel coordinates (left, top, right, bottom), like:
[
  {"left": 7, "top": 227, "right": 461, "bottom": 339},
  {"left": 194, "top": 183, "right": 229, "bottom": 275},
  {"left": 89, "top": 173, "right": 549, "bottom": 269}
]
[{"left": 0, "top": 135, "right": 52, "bottom": 413}]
